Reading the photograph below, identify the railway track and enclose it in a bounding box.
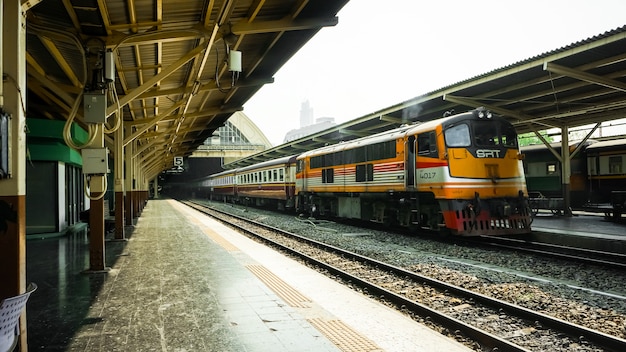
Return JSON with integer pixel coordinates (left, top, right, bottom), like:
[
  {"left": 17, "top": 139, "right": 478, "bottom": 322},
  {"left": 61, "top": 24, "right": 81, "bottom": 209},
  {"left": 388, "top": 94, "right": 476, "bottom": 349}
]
[
  {"left": 182, "top": 200, "right": 626, "bottom": 352},
  {"left": 471, "top": 235, "right": 626, "bottom": 270}
]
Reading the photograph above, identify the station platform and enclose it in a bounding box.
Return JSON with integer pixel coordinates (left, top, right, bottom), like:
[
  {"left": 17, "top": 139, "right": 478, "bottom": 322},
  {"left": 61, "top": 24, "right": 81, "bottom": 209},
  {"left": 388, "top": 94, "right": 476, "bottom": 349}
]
[
  {"left": 530, "top": 211, "right": 626, "bottom": 253},
  {"left": 25, "top": 199, "right": 470, "bottom": 352}
]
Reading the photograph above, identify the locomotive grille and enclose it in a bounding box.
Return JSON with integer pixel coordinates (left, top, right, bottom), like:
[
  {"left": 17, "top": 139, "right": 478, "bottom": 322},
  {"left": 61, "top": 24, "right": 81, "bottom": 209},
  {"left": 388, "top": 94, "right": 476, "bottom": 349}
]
[{"left": 456, "top": 208, "right": 530, "bottom": 234}]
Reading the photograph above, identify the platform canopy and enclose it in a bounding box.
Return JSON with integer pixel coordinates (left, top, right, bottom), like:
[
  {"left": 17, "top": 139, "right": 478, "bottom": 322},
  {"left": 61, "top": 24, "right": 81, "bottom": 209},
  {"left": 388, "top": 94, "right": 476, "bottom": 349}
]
[
  {"left": 226, "top": 25, "right": 626, "bottom": 168},
  {"left": 24, "top": 0, "right": 349, "bottom": 173}
]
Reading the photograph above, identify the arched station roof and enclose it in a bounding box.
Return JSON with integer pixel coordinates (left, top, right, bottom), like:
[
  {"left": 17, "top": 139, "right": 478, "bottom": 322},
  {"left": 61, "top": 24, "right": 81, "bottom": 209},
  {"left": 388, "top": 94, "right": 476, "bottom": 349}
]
[
  {"left": 23, "top": 0, "right": 349, "bottom": 174},
  {"left": 225, "top": 25, "right": 626, "bottom": 168}
]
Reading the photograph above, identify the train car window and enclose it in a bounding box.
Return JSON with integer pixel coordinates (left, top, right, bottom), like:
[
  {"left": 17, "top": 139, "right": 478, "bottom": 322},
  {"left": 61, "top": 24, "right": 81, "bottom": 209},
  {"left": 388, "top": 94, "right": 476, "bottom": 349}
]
[
  {"left": 324, "top": 153, "right": 334, "bottom": 167},
  {"left": 417, "top": 132, "right": 438, "bottom": 157},
  {"left": 322, "top": 168, "right": 334, "bottom": 183},
  {"left": 356, "top": 164, "right": 366, "bottom": 182},
  {"left": 272, "top": 170, "right": 277, "bottom": 181},
  {"left": 355, "top": 146, "right": 366, "bottom": 163},
  {"left": 546, "top": 163, "right": 558, "bottom": 175},
  {"left": 279, "top": 169, "right": 284, "bottom": 181},
  {"left": 387, "top": 140, "right": 397, "bottom": 158},
  {"left": 365, "top": 141, "right": 396, "bottom": 161},
  {"left": 263, "top": 171, "right": 268, "bottom": 182},
  {"left": 366, "top": 145, "right": 375, "bottom": 161},
  {"left": 356, "top": 164, "right": 374, "bottom": 182},
  {"left": 311, "top": 155, "right": 322, "bottom": 169},
  {"left": 297, "top": 159, "right": 304, "bottom": 173},
  {"left": 609, "top": 156, "right": 622, "bottom": 174},
  {"left": 344, "top": 149, "right": 355, "bottom": 164},
  {"left": 444, "top": 124, "right": 471, "bottom": 147}
]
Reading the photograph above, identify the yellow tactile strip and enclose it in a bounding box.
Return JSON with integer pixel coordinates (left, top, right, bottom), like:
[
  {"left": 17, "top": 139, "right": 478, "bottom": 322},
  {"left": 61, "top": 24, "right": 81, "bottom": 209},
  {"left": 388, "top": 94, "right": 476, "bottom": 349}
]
[
  {"left": 202, "top": 227, "right": 240, "bottom": 252},
  {"left": 246, "top": 265, "right": 312, "bottom": 308},
  {"left": 308, "top": 318, "right": 383, "bottom": 352}
]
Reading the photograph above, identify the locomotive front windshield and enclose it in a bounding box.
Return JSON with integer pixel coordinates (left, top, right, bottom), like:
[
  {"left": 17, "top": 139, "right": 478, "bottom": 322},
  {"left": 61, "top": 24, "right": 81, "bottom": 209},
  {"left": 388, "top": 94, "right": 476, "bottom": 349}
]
[{"left": 444, "top": 120, "right": 518, "bottom": 148}]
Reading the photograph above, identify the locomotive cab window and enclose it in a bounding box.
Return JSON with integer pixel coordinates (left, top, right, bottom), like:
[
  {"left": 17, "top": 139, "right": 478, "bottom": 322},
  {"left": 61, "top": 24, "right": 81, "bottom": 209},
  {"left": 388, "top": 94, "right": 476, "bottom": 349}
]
[
  {"left": 473, "top": 120, "right": 518, "bottom": 148},
  {"left": 296, "top": 159, "right": 303, "bottom": 173},
  {"left": 417, "top": 132, "right": 438, "bottom": 157},
  {"left": 444, "top": 124, "right": 471, "bottom": 147}
]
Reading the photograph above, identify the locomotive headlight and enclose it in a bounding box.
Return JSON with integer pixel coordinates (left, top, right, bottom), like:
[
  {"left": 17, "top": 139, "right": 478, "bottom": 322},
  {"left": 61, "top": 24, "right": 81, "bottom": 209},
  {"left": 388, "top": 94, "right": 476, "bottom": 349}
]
[{"left": 477, "top": 110, "right": 493, "bottom": 119}]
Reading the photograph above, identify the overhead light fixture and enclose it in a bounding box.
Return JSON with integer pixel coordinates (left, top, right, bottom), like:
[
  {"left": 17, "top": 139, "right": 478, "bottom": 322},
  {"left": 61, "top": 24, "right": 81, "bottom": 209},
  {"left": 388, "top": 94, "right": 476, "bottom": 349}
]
[{"left": 229, "top": 50, "right": 242, "bottom": 72}]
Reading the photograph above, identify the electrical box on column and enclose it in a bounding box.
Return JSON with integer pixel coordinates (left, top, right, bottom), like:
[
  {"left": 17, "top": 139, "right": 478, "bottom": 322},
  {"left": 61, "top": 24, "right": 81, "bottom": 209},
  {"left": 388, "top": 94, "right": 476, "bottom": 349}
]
[
  {"left": 84, "top": 94, "right": 107, "bottom": 124},
  {"left": 82, "top": 148, "right": 109, "bottom": 175},
  {"left": 82, "top": 148, "right": 109, "bottom": 194}
]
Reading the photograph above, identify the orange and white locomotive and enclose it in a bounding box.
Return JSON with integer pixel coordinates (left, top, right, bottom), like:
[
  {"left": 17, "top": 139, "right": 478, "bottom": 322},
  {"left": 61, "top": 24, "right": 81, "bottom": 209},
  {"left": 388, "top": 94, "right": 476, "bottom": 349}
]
[{"left": 295, "top": 108, "right": 532, "bottom": 236}]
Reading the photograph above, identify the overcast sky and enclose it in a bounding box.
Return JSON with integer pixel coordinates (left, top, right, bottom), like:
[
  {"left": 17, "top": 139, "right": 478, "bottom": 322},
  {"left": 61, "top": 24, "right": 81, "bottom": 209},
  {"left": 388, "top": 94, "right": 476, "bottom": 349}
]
[{"left": 242, "top": 0, "right": 626, "bottom": 146}]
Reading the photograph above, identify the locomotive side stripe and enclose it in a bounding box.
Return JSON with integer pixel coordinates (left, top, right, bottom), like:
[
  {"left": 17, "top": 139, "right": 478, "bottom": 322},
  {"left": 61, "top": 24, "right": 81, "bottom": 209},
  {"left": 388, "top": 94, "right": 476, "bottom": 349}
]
[{"left": 417, "top": 160, "right": 448, "bottom": 168}]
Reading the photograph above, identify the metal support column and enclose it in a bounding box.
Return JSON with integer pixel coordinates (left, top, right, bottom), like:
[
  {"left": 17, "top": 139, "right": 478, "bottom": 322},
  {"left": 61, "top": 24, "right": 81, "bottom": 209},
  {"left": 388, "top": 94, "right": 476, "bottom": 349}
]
[
  {"left": 561, "top": 125, "right": 573, "bottom": 216},
  {"left": 124, "top": 138, "right": 134, "bottom": 225},
  {"left": 114, "top": 120, "right": 125, "bottom": 239}
]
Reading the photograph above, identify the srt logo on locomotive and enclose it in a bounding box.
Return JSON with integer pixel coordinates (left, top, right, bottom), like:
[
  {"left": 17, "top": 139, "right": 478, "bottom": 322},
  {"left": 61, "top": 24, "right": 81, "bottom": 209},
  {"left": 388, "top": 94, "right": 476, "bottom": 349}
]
[{"left": 475, "top": 149, "right": 501, "bottom": 158}]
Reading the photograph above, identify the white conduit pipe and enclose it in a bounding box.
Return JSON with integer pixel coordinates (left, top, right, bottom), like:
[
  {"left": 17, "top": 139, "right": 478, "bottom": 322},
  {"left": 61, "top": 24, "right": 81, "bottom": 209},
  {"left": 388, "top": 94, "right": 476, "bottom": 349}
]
[{"left": 0, "top": 3, "right": 4, "bottom": 108}]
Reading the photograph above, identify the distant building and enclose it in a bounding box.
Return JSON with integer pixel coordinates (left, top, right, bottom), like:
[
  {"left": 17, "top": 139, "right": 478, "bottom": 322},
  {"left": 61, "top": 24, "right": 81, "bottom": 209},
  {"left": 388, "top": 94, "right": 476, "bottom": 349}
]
[
  {"left": 284, "top": 117, "right": 336, "bottom": 143},
  {"left": 300, "top": 100, "right": 314, "bottom": 127}
]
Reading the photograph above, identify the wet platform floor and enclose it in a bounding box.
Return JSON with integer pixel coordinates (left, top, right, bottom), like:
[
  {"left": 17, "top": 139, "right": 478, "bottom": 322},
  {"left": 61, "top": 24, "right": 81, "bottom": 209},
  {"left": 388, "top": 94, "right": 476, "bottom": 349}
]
[{"left": 25, "top": 199, "right": 470, "bottom": 352}]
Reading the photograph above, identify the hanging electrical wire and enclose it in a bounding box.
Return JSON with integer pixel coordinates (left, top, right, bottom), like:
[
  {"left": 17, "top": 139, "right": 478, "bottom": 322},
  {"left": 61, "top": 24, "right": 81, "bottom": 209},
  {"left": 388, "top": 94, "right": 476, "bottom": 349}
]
[
  {"left": 62, "top": 90, "right": 99, "bottom": 149},
  {"left": 83, "top": 174, "right": 108, "bottom": 200},
  {"left": 214, "top": 39, "right": 240, "bottom": 93},
  {"left": 103, "top": 81, "right": 121, "bottom": 134}
]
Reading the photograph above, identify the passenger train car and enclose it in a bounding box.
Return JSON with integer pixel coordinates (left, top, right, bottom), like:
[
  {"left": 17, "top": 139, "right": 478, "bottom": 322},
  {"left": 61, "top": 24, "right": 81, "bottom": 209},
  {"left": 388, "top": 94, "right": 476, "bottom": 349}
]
[
  {"left": 203, "top": 155, "right": 297, "bottom": 210},
  {"left": 585, "top": 139, "right": 626, "bottom": 218},
  {"left": 521, "top": 138, "right": 626, "bottom": 218},
  {"left": 585, "top": 139, "right": 626, "bottom": 204},
  {"left": 236, "top": 155, "right": 297, "bottom": 210},
  {"left": 521, "top": 140, "right": 594, "bottom": 210},
  {"left": 189, "top": 108, "right": 532, "bottom": 236}
]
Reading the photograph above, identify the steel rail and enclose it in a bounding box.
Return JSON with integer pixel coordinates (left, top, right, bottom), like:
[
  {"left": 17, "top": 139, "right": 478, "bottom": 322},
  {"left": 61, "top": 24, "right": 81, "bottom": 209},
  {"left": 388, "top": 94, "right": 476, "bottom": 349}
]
[{"left": 474, "top": 235, "right": 626, "bottom": 270}]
